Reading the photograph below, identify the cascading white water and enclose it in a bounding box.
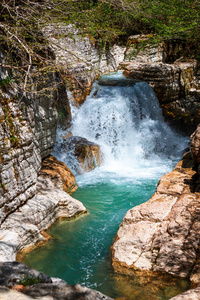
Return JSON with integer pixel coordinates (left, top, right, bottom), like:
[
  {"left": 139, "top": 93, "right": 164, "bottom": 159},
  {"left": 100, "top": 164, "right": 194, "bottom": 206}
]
[
  {"left": 55, "top": 72, "right": 188, "bottom": 179},
  {"left": 27, "top": 72, "right": 190, "bottom": 300}
]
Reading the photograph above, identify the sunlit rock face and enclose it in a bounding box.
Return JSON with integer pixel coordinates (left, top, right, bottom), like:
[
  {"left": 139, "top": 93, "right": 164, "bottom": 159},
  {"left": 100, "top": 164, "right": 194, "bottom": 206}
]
[
  {"left": 170, "top": 286, "right": 200, "bottom": 300},
  {"left": 37, "top": 155, "right": 78, "bottom": 194},
  {"left": 43, "top": 24, "right": 126, "bottom": 106},
  {"left": 111, "top": 151, "right": 200, "bottom": 283}
]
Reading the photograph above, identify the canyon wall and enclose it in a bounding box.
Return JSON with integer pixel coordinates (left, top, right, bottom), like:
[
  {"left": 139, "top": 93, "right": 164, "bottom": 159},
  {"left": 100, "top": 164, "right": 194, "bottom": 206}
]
[
  {"left": 43, "top": 24, "right": 126, "bottom": 105},
  {"left": 122, "top": 35, "right": 200, "bottom": 134},
  {"left": 0, "top": 47, "right": 86, "bottom": 262}
]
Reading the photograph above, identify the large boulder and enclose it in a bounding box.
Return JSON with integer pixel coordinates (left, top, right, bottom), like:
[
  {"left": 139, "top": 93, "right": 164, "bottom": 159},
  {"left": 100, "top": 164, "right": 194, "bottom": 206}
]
[
  {"left": 111, "top": 152, "right": 200, "bottom": 282},
  {"left": 56, "top": 136, "right": 102, "bottom": 174}
]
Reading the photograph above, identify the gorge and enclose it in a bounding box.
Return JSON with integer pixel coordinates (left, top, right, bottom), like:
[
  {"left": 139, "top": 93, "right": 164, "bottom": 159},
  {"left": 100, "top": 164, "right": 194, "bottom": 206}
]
[
  {"left": 23, "top": 73, "right": 190, "bottom": 299},
  {"left": 1, "top": 13, "right": 200, "bottom": 300}
]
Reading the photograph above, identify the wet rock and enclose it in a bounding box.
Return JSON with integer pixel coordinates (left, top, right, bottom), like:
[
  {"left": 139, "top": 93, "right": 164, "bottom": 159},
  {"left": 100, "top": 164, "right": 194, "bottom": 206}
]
[
  {"left": 37, "top": 155, "right": 78, "bottom": 194},
  {"left": 122, "top": 61, "right": 182, "bottom": 103},
  {"left": 111, "top": 152, "right": 200, "bottom": 280},
  {"left": 57, "top": 136, "right": 102, "bottom": 174}
]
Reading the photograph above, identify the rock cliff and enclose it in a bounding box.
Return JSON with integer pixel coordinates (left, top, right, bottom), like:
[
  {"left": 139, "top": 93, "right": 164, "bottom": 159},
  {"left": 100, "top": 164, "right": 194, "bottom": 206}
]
[
  {"left": 122, "top": 35, "right": 200, "bottom": 134},
  {"left": 0, "top": 48, "right": 87, "bottom": 262},
  {"left": 111, "top": 127, "right": 200, "bottom": 295},
  {"left": 43, "top": 24, "right": 126, "bottom": 105}
]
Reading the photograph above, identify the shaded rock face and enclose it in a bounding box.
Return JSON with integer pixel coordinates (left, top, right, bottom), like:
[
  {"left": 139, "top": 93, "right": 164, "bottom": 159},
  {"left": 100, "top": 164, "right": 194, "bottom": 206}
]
[
  {"left": 0, "top": 262, "right": 113, "bottom": 300},
  {"left": 43, "top": 24, "right": 126, "bottom": 106},
  {"left": 111, "top": 152, "right": 200, "bottom": 282},
  {"left": 191, "top": 124, "right": 200, "bottom": 164},
  {"left": 37, "top": 155, "right": 78, "bottom": 194},
  {"left": 122, "top": 35, "right": 200, "bottom": 134},
  {"left": 56, "top": 136, "right": 102, "bottom": 174}
]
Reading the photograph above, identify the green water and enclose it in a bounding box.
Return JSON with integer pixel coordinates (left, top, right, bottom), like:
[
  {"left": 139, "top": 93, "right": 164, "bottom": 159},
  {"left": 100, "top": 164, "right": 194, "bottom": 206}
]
[
  {"left": 23, "top": 74, "right": 190, "bottom": 298},
  {"left": 23, "top": 170, "right": 190, "bottom": 299}
]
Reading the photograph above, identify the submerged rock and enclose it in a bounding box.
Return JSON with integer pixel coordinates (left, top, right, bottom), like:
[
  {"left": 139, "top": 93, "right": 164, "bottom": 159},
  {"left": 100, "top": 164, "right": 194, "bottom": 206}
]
[
  {"left": 37, "top": 154, "right": 78, "bottom": 194},
  {"left": 111, "top": 151, "right": 200, "bottom": 281}
]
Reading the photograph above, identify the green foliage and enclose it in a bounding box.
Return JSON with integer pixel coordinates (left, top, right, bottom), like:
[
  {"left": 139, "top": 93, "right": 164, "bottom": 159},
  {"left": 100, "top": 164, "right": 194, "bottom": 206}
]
[
  {"left": 0, "top": 77, "right": 12, "bottom": 88},
  {"left": 1, "top": 183, "right": 6, "bottom": 190},
  {"left": 0, "top": 0, "right": 199, "bottom": 83},
  {"left": 19, "top": 275, "right": 41, "bottom": 286}
]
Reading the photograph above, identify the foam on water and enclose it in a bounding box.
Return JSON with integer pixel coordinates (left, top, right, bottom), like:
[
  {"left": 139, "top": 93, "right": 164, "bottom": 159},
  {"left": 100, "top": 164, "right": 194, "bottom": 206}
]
[
  {"left": 55, "top": 71, "right": 188, "bottom": 184},
  {"left": 24, "top": 72, "right": 190, "bottom": 300}
]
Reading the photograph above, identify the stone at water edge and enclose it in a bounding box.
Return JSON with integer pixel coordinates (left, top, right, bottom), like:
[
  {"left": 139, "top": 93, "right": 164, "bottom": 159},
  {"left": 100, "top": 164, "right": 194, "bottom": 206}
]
[
  {"left": 37, "top": 154, "right": 78, "bottom": 194},
  {"left": 111, "top": 152, "right": 200, "bottom": 281},
  {"left": 169, "top": 287, "right": 200, "bottom": 300},
  {"left": 191, "top": 124, "right": 200, "bottom": 164},
  {"left": 0, "top": 262, "right": 114, "bottom": 300}
]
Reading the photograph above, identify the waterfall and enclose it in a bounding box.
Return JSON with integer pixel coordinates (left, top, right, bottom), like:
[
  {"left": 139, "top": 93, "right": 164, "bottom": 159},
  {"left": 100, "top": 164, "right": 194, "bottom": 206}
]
[
  {"left": 28, "top": 72, "right": 190, "bottom": 299},
  {"left": 54, "top": 72, "right": 188, "bottom": 179}
]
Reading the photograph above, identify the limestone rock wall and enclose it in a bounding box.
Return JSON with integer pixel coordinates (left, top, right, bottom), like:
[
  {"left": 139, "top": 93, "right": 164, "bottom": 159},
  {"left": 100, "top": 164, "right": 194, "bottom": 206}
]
[
  {"left": 43, "top": 24, "right": 126, "bottom": 105},
  {"left": 122, "top": 35, "right": 200, "bottom": 134},
  {"left": 111, "top": 151, "right": 200, "bottom": 283},
  {"left": 0, "top": 47, "right": 73, "bottom": 226},
  {"left": 0, "top": 91, "right": 41, "bottom": 225}
]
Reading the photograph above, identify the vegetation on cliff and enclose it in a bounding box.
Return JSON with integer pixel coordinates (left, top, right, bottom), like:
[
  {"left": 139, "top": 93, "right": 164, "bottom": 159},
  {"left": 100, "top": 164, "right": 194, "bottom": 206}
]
[{"left": 0, "top": 0, "right": 199, "bottom": 91}]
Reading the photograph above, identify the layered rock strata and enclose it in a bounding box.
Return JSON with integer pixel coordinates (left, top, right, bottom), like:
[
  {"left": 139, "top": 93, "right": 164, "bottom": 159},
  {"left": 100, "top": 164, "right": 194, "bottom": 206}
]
[
  {"left": 0, "top": 262, "right": 113, "bottom": 300},
  {"left": 0, "top": 52, "right": 87, "bottom": 262},
  {"left": 111, "top": 151, "right": 200, "bottom": 284},
  {"left": 122, "top": 35, "right": 200, "bottom": 133},
  {"left": 0, "top": 184, "right": 86, "bottom": 262},
  {"left": 43, "top": 24, "right": 126, "bottom": 105}
]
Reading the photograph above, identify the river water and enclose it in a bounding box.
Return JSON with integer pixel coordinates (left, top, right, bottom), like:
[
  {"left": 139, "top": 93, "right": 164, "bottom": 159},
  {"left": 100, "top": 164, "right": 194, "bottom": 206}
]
[{"left": 23, "top": 73, "right": 190, "bottom": 299}]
